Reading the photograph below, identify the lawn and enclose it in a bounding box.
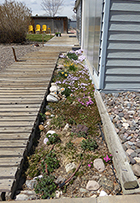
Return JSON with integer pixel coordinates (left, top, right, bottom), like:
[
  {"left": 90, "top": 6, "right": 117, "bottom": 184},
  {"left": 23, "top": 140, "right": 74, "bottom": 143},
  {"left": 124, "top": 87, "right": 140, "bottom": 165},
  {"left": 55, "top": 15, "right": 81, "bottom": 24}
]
[{"left": 26, "top": 34, "right": 54, "bottom": 42}]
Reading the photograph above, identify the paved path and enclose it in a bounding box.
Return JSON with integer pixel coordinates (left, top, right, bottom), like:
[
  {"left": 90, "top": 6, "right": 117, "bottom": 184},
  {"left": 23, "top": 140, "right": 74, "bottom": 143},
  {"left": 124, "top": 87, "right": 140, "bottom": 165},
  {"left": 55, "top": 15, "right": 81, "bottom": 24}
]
[
  {"left": 0, "top": 34, "right": 79, "bottom": 200},
  {"left": 4, "top": 194, "right": 140, "bottom": 203}
]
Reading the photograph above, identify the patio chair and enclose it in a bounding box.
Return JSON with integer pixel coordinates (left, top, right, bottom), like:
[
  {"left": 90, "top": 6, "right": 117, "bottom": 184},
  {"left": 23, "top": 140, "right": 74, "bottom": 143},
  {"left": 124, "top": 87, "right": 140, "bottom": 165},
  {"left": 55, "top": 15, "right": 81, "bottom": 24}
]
[
  {"left": 35, "top": 24, "right": 41, "bottom": 34},
  {"left": 42, "top": 25, "right": 47, "bottom": 33},
  {"left": 28, "top": 25, "right": 33, "bottom": 33}
]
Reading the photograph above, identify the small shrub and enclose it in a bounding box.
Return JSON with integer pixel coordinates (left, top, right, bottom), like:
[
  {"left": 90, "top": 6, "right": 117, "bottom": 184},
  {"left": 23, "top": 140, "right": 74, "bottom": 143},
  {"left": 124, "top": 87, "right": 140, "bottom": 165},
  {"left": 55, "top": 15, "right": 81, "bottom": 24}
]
[
  {"left": 34, "top": 174, "right": 57, "bottom": 199},
  {"left": 80, "top": 139, "right": 98, "bottom": 151},
  {"left": 67, "top": 53, "right": 78, "bottom": 60},
  {"left": 0, "top": 0, "right": 31, "bottom": 43},
  {"left": 46, "top": 133, "right": 61, "bottom": 145},
  {"left": 43, "top": 151, "right": 60, "bottom": 173}
]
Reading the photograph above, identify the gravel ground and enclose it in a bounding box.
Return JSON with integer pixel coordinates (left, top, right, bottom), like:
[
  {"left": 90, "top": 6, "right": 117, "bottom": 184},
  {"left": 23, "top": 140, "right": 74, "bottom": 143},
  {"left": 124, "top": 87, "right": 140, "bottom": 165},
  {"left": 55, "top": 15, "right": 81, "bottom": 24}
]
[
  {"left": 0, "top": 42, "right": 43, "bottom": 71},
  {"left": 101, "top": 92, "right": 140, "bottom": 182}
]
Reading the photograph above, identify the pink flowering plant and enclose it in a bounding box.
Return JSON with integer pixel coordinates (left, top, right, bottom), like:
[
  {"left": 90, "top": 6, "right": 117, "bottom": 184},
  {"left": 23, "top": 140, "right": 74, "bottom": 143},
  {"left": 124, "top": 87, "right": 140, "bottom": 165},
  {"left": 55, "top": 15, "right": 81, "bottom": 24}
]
[{"left": 103, "top": 154, "right": 112, "bottom": 164}]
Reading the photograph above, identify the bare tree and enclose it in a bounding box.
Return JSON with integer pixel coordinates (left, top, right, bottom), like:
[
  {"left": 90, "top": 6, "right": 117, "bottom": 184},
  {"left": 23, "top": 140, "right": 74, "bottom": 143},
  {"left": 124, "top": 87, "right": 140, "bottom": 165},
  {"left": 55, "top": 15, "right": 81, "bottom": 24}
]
[{"left": 41, "top": 0, "right": 64, "bottom": 17}]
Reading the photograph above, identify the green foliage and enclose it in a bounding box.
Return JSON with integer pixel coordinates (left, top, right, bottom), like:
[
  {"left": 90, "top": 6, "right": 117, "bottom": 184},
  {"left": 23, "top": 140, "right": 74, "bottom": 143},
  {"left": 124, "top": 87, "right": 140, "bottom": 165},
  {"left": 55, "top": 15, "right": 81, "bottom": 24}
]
[
  {"left": 61, "top": 87, "right": 71, "bottom": 97},
  {"left": 66, "top": 141, "right": 74, "bottom": 149},
  {"left": 46, "top": 133, "right": 61, "bottom": 145},
  {"left": 42, "top": 151, "right": 60, "bottom": 173},
  {"left": 77, "top": 131, "right": 87, "bottom": 139},
  {"left": 51, "top": 115, "right": 66, "bottom": 128},
  {"left": 40, "top": 113, "right": 46, "bottom": 122},
  {"left": 26, "top": 154, "right": 41, "bottom": 178},
  {"left": 26, "top": 34, "right": 53, "bottom": 42},
  {"left": 67, "top": 53, "right": 78, "bottom": 60},
  {"left": 34, "top": 174, "right": 57, "bottom": 199},
  {"left": 68, "top": 64, "right": 77, "bottom": 72},
  {"left": 80, "top": 138, "right": 98, "bottom": 151}
]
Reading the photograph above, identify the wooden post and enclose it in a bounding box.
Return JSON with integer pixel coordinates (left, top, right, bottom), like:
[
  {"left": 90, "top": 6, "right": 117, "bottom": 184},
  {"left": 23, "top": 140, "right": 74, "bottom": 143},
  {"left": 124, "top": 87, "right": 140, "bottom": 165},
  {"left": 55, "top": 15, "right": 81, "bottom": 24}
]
[{"left": 12, "top": 46, "right": 18, "bottom": 62}]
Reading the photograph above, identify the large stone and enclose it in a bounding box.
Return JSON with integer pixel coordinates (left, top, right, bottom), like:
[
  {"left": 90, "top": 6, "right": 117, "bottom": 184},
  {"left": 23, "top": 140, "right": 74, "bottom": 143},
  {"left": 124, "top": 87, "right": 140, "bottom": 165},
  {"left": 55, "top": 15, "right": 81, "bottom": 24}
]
[
  {"left": 71, "top": 137, "right": 86, "bottom": 145},
  {"left": 86, "top": 180, "right": 100, "bottom": 191},
  {"left": 65, "top": 162, "right": 76, "bottom": 173},
  {"left": 15, "top": 190, "right": 37, "bottom": 201},
  {"left": 132, "top": 164, "right": 140, "bottom": 177},
  {"left": 25, "top": 180, "right": 37, "bottom": 189},
  {"left": 93, "top": 158, "right": 105, "bottom": 172}
]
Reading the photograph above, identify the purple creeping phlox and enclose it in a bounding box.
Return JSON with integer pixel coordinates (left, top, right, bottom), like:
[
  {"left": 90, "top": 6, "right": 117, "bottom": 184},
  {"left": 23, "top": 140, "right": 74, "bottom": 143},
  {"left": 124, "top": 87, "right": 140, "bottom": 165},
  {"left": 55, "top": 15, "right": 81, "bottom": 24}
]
[
  {"left": 103, "top": 154, "right": 112, "bottom": 162},
  {"left": 78, "top": 96, "right": 94, "bottom": 107}
]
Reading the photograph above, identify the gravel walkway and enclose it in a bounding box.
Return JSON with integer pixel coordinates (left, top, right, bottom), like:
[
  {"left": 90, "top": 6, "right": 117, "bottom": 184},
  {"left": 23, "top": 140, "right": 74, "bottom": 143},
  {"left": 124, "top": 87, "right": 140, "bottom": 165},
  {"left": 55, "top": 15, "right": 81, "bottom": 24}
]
[
  {"left": 0, "top": 43, "right": 43, "bottom": 71},
  {"left": 101, "top": 92, "right": 140, "bottom": 182}
]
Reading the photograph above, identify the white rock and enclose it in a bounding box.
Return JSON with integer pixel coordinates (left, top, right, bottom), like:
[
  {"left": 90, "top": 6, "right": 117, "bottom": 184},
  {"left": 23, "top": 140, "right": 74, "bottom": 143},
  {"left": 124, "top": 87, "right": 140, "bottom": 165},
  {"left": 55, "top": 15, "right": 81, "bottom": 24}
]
[
  {"left": 55, "top": 190, "right": 62, "bottom": 198},
  {"left": 15, "top": 194, "right": 29, "bottom": 201},
  {"left": 93, "top": 158, "right": 105, "bottom": 172},
  {"left": 46, "top": 94, "right": 59, "bottom": 102},
  {"left": 122, "top": 123, "right": 129, "bottom": 129},
  {"left": 46, "top": 130, "right": 56, "bottom": 135},
  {"left": 50, "top": 83, "right": 59, "bottom": 92},
  {"left": 63, "top": 123, "right": 69, "bottom": 131},
  {"left": 33, "top": 175, "right": 43, "bottom": 180},
  {"left": 86, "top": 180, "right": 100, "bottom": 191},
  {"left": 99, "top": 190, "right": 108, "bottom": 197},
  {"left": 65, "top": 162, "right": 76, "bottom": 173}
]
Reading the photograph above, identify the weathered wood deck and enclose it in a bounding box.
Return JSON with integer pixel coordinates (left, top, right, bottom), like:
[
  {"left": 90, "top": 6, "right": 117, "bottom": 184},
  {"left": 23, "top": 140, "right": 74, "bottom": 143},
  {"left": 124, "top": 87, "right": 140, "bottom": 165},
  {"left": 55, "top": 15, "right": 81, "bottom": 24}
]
[{"left": 0, "top": 34, "right": 79, "bottom": 200}]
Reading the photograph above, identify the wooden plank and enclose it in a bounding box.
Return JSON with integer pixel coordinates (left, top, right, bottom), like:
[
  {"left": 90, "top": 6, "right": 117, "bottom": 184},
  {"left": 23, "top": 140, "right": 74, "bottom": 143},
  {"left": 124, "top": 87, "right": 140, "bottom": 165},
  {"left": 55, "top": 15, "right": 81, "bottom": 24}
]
[
  {"left": 0, "top": 157, "right": 22, "bottom": 166},
  {"left": 0, "top": 140, "right": 28, "bottom": 147},
  {"left": 0, "top": 167, "right": 18, "bottom": 178},
  {"left": 0, "top": 127, "right": 32, "bottom": 133},
  {"left": 0, "top": 148, "right": 25, "bottom": 157},
  {"left": 0, "top": 179, "right": 14, "bottom": 192},
  {"left": 0, "top": 133, "right": 30, "bottom": 140},
  {"left": 0, "top": 121, "right": 35, "bottom": 127}
]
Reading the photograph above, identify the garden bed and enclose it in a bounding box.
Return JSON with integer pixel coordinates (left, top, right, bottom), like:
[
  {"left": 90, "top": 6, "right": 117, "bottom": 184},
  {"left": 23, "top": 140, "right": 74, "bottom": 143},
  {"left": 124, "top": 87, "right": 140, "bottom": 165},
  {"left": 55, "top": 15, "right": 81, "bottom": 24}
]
[{"left": 20, "top": 50, "right": 122, "bottom": 200}]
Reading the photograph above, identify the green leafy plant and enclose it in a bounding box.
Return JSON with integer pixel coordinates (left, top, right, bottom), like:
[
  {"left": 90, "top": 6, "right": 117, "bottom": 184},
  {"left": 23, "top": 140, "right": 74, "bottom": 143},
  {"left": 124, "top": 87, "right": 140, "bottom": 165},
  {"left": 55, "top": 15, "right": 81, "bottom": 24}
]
[
  {"left": 68, "top": 63, "right": 77, "bottom": 71},
  {"left": 80, "top": 138, "right": 98, "bottom": 151},
  {"left": 42, "top": 151, "right": 60, "bottom": 173},
  {"left": 61, "top": 87, "right": 71, "bottom": 97},
  {"left": 67, "top": 53, "right": 78, "bottom": 60},
  {"left": 40, "top": 113, "right": 46, "bottom": 121},
  {"left": 46, "top": 133, "right": 61, "bottom": 145},
  {"left": 66, "top": 141, "right": 74, "bottom": 149},
  {"left": 34, "top": 174, "right": 57, "bottom": 199}
]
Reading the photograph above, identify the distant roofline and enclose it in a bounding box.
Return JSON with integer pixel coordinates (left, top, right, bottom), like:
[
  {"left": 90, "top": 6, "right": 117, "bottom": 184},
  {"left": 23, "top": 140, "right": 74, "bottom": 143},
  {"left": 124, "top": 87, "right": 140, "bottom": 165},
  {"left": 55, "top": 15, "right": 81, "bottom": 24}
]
[{"left": 31, "top": 16, "right": 68, "bottom": 18}]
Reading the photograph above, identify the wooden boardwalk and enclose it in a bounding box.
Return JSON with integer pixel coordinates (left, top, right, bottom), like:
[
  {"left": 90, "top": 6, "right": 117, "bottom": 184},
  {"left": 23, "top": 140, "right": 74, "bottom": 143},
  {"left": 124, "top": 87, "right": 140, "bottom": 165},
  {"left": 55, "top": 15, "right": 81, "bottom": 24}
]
[{"left": 0, "top": 34, "right": 79, "bottom": 200}]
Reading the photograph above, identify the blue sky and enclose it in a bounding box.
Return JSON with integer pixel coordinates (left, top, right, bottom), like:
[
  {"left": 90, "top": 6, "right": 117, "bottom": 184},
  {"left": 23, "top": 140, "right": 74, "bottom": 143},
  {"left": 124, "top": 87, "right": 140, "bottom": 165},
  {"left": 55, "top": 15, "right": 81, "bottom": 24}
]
[{"left": 0, "top": 0, "right": 76, "bottom": 19}]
